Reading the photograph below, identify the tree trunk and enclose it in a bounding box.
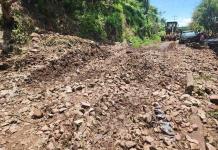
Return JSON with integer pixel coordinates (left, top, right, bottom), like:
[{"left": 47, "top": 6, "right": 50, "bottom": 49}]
[
  {"left": 1, "top": 1, "right": 15, "bottom": 28},
  {"left": 0, "top": 0, "right": 17, "bottom": 56}
]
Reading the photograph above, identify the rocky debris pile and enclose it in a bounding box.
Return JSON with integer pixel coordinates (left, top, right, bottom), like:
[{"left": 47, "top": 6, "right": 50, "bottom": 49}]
[{"left": 0, "top": 40, "right": 218, "bottom": 150}]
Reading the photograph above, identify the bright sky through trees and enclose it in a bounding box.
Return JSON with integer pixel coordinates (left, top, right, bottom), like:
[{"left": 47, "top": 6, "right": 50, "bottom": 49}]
[{"left": 150, "top": 0, "right": 201, "bottom": 26}]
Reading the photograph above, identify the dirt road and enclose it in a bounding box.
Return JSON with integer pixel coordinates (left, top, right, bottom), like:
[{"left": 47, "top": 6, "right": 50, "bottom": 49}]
[{"left": 0, "top": 34, "right": 218, "bottom": 150}]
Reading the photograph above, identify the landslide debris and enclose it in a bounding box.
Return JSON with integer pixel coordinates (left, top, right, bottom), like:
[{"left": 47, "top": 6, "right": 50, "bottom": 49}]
[{"left": 0, "top": 34, "right": 218, "bottom": 150}]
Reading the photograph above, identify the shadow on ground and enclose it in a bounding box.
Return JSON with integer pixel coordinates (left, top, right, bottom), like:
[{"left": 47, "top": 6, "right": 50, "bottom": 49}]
[{"left": 213, "top": 48, "right": 218, "bottom": 56}]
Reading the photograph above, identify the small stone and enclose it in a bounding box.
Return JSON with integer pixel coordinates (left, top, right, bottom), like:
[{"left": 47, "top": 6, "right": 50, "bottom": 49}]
[
  {"left": 206, "top": 135, "right": 214, "bottom": 144},
  {"left": 81, "top": 101, "right": 91, "bottom": 108},
  {"left": 144, "top": 113, "right": 152, "bottom": 123},
  {"left": 149, "top": 146, "right": 158, "bottom": 150},
  {"left": 198, "top": 109, "right": 206, "bottom": 121},
  {"left": 65, "top": 102, "right": 72, "bottom": 107},
  {"left": 41, "top": 125, "right": 50, "bottom": 132},
  {"left": 180, "top": 94, "right": 190, "bottom": 101},
  {"left": 135, "top": 128, "right": 141, "bottom": 135},
  {"left": 59, "top": 107, "right": 67, "bottom": 113},
  {"left": 125, "top": 141, "right": 136, "bottom": 148},
  {"left": 9, "top": 124, "right": 18, "bottom": 133},
  {"left": 31, "top": 108, "right": 43, "bottom": 119},
  {"left": 74, "top": 119, "right": 84, "bottom": 126},
  {"left": 118, "top": 114, "right": 125, "bottom": 121},
  {"left": 190, "top": 143, "right": 200, "bottom": 150},
  {"left": 75, "top": 85, "right": 83, "bottom": 91},
  {"left": 206, "top": 143, "right": 216, "bottom": 150},
  {"left": 0, "top": 139, "right": 6, "bottom": 145},
  {"left": 143, "top": 136, "right": 154, "bottom": 144},
  {"left": 190, "top": 97, "right": 201, "bottom": 106},
  {"left": 65, "top": 86, "right": 72, "bottom": 93},
  {"left": 153, "top": 91, "right": 160, "bottom": 96},
  {"left": 143, "top": 144, "right": 150, "bottom": 150},
  {"left": 47, "top": 142, "right": 55, "bottom": 150},
  {"left": 188, "top": 128, "right": 194, "bottom": 133},
  {"left": 154, "top": 127, "right": 160, "bottom": 133},
  {"left": 184, "top": 122, "right": 191, "bottom": 127},
  {"left": 210, "top": 95, "right": 218, "bottom": 105},
  {"left": 184, "top": 100, "right": 193, "bottom": 107},
  {"left": 30, "top": 49, "right": 39, "bottom": 53},
  {"left": 141, "top": 129, "right": 149, "bottom": 135},
  {"left": 166, "top": 115, "right": 172, "bottom": 121},
  {"left": 160, "top": 122, "right": 175, "bottom": 136},
  {"left": 186, "top": 135, "right": 199, "bottom": 144},
  {"left": 163, "top": 137, "right": 171, "bottom": 146},
  {"left": 191, "top": 124, "right": 198, "bottom": 131},
  {"left": 175, "top": 133, "right": 182, "bottom": 141}
]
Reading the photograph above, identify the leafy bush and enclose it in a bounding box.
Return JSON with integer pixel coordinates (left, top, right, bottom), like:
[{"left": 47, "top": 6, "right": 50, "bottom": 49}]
[
  {"left": 12, "top": 11, "right": 34, "bottom": 45},
  {"left": 192, "top": 0, "right": 218, "bottom": 33},
  {"left": 105, "top": 12, "right": 124, "bottom": 42},
  {"left": 127, "top": 34, "right": 161, "bottom": 48},
  {"left": 79, "top": 14, "right": 106, "bottom": 41},
  {"left": 21, "top": 0, "right": 163, "bottom": 45}
]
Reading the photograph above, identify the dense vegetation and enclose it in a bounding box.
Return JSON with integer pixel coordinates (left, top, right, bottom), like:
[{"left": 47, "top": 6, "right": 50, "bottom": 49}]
[
  {"left": 20, "top": 0, "right": 164, "bottom": 46},
  {"left": 191, "top": 0, "right": 218, "bottom": 34}
]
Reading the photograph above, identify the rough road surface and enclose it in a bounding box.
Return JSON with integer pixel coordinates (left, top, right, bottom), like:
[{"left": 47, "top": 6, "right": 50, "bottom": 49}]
[{"left": 0, "top": 33, "right": 218, "bottom": 150}]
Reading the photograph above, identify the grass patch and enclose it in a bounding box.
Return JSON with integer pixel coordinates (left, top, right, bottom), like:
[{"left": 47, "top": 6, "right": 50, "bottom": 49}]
[
  {"left": 127, "top": 34, "right": 161, "bottom": 48},
  {"left": 208, "top": 111, "right": 218, "bottom": 119},
  {"left": 195, "top": 74, "right": 213, "bottom": 81}
]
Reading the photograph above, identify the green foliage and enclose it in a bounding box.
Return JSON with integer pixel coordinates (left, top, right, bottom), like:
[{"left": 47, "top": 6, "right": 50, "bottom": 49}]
[
  {"left": 12, "top": 11, "right": 34, "bottom": 45},
  {"left": 105, "top": 12, "right": 124, "bottom": 42},
  {"left": 192, "top": 0, "right": 218, "bottom": 33},
  {"left": 21, "top": 0, "right": 163, "bottom": 45},
  {"left": 208, "top": 110, "right": 218, "bottom": 119},
  {"left": 190, "top": 22, "right": 204, "bottom": 32},
  {"left": 79, "top": 14, "right": 107, "bottom": 41},
  {"left": 127, "top": 34, "right": 161, "bottom": 48}
]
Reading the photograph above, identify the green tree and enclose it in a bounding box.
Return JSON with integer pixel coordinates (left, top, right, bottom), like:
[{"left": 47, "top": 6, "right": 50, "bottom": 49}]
[
  {"left": 21, "top": 0, "right": 163, "bottom": 46},
  {"left": 0, "top": 0, "right": 18, "bottom": 55},
  {"left": 0, "top": 0, "right": 18, "bottom": 27},
  {"left": 192, "top": 0, "right": 218, "bottom": 34}
]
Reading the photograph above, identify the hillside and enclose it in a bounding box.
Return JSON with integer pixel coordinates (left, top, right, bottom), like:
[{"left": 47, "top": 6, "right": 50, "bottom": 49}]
[{"left": 20, "top": 0, "right": 162, "bottom": 44}]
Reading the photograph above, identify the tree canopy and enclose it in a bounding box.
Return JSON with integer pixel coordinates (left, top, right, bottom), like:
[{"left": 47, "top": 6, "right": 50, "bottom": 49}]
[
  {"left": 191, "top": 0, "right": 218, "bottom": 34},
  {"left": 21, "top": 0, "right": 163, "bottom": 44}
]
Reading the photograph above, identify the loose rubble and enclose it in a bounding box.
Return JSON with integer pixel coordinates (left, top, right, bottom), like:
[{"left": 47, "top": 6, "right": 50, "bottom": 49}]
[{"left": 0, "top": 34, "right": 218, "bottom": 150}]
